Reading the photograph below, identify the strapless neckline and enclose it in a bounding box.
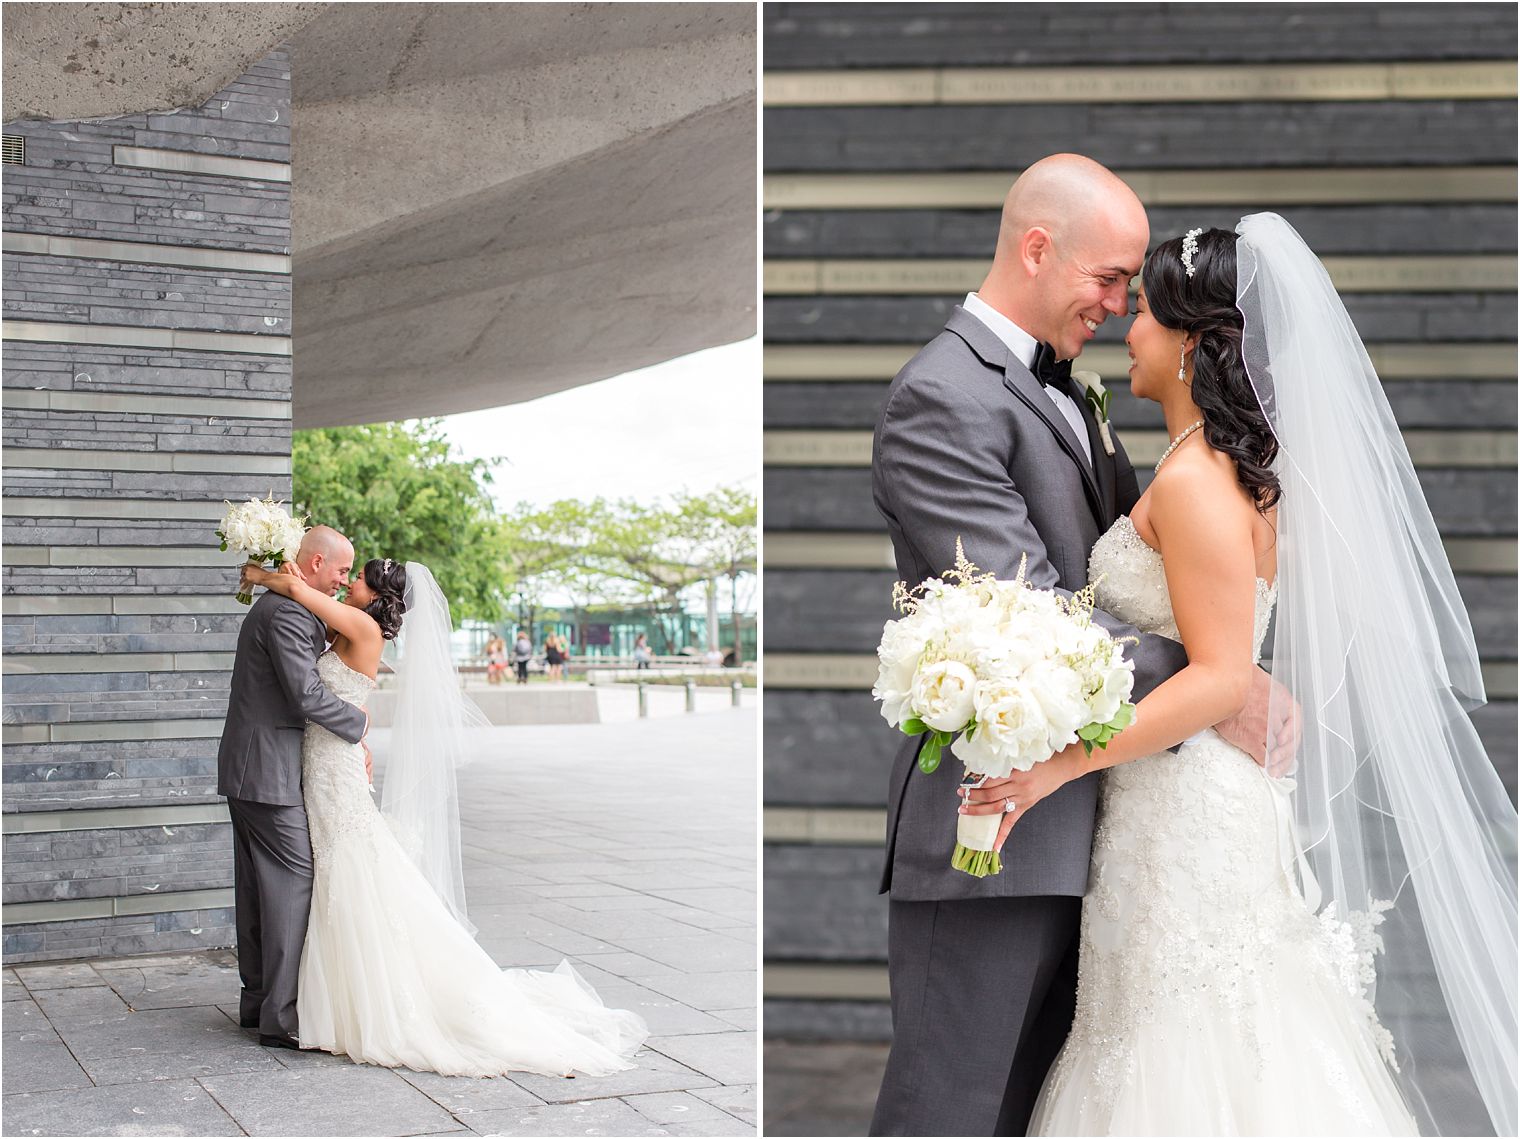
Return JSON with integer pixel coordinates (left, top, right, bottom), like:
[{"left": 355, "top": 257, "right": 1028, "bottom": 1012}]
[
  {"left": 321, "top": 649, "right": 377, "bottom": 689},
  {"left": 1112, "top": 514, "right": 1278, "bottom": 596}
]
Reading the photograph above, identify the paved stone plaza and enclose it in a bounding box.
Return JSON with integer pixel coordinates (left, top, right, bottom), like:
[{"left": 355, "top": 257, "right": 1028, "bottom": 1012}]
[{"left": 2, "top": 692, "right": 757, "bottom": 1136}]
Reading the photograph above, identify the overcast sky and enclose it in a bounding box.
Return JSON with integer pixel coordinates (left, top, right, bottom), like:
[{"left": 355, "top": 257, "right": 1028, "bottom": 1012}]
[{"left": 433, "top": 337, "right": 760, "bottom": 513}]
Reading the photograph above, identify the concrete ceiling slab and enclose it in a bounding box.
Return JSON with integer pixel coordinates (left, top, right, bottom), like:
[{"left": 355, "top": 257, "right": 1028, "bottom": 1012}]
[
  {"left": 2, "top": 2, "right": 325, "bottom": 122},
  {"left": 2, "top": 2, "right": 757, "bottom": 427}
]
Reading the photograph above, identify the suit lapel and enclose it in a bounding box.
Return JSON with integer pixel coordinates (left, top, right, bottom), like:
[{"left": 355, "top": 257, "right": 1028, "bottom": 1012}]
[{"left": 945, "top": 308, "right": 1105, "bottom": 525}]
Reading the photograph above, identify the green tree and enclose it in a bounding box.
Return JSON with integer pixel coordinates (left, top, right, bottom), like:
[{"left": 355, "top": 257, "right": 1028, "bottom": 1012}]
[
  {"left": 675, "top": 485, "right": 758, "bottom": 663},
  {"left": 292, "top": 420, "right": 508, "bottom": 626}
]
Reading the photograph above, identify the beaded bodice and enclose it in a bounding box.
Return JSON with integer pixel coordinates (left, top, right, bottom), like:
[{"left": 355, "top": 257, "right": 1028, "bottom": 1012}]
[
  {"left": 301, "top": 651, "right": 375, "bottom": 864},
  {"left": 315, "top": 650, "right": 375, "bottom": 708},
  {"left": 1087, "top": 514, "right": 1277, "bottom": 662}
]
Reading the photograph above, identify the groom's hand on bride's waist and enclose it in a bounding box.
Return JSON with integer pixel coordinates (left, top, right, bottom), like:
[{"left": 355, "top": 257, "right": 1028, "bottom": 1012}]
[{"left": 1215, "top": 667, "right": 1301, "bottom": 777}]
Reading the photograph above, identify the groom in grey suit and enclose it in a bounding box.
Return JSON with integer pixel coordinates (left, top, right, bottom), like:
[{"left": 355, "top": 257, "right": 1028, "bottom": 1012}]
[
  {"left": 868, "top": 155, "right": 1281, "bottom": 1135},
  {"left": 216, "top": 525, "right": 368, "bottom": 1047}
]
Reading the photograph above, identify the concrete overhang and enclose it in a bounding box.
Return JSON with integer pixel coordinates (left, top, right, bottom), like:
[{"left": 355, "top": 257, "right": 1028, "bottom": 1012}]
[{"left": 3, "top": 2, "right": 758, "bottom": 427}]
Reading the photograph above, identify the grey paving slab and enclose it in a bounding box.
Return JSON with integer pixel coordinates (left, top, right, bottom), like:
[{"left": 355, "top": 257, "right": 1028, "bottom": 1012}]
[
  {"left": 645, "top": 887, "right": 758, "bottom": 917},
  {"left": 562, "top": 892, "right": 687, "bottom": 913},
  {"left": 506, "top": 1049, "right": 717, "bottom": 1104},
  {"left": 3, "top": 997, "right": 60, "bottom": 1044},
  {"left": 11, "top": 962, "right": 105, "bottom": 990},
  {"left": 637, "top": 971, "right": 756, "bottom": 1013},
  {"left": 2, "top": 1077, "right": 242, "bottom": 1136},
  {"left": 549, "top": 908, "right": 725, "bottom": 943},
  {"left": 572, "top": 951, "right": 683, "bottom": 980},
  {"left": 649, "top": 1032, "right": 756, "bottom": 1086},
  {"left": 396, "top": 1068, "right": 547, "bottom": 1116},
  {"left": 624, "top": 1089, "right": 741, "bottom": 1126},
  {"left": 653, "top": 904, "right": 754, "bottom": 931},
  {"left": 198, "top": 1063, "right": 459, "bottom": 1136},
  {"left": 615, "top": 932, "right": 756, "bottom": 974},
  {"left": 96, "top": 952, "right": 241, "bottom": 1011},
  {"left": 691, "top": 1083, "right": 757, "bottom": 1125},
  {"left": 711, "top": 1006, "right": 758, "bottom": 1032},
  {"left": 52, "top": 1004, "right": 240, "bottom": 1060},
  {"left": 460, "top": 1097, "right": 670, "bottom": 1136},
  {"left": 30, "top": 984, "right": 132, "bottom": 1023},
  {"left": 3, "top": 969, "right": 30, "bottom": 1001},
  {"left": 2, "top": 1039, "right": 93, "bottom": 1095},
  {"left": 78, "top": 1042, "right": 282, "bottom": 1086},
  {"left": 665, "top": 1118, "right": 755, "bottom": 1136},
  {"left": 586, "top": 980, "right": 741, "bottom": 1037}
]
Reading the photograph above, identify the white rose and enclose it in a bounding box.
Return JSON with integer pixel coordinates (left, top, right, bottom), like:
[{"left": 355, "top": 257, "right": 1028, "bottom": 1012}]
[{"left": 911, "top": 659, "right": 978, "bottom": 732}]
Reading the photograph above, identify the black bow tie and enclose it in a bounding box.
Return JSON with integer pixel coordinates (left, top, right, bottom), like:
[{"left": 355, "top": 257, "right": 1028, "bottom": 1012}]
[{"left": 1031, "top": 342, "right": 1078, "bottom": 401}]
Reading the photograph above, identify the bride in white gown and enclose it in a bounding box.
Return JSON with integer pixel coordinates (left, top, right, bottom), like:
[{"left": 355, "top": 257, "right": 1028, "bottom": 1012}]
[
  {"left": 961, "top": 217, "right": 1516, "bottom": 1135},
  {"left": 239, "top": 557, "right": 648, "bottom": 1078}
]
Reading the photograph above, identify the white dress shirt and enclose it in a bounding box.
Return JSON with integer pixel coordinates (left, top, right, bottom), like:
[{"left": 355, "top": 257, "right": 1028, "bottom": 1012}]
[{"left": 962, "top": 292, "right": 1093, "bottom": 466}]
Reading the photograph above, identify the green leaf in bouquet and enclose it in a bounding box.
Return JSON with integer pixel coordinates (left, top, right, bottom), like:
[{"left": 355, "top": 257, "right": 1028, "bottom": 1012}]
[
  {"left": 918, "top": 734, "right": 943, "bottom": 774},
  {"left": 902, "top": 717, "right": 928, "bottom": 736},
  {"left": 1110, "top": 703, "right": 1136, "bottom": 729},
  {"left": 1078, "top": 723, "right": 1104, "bottom": 741}
]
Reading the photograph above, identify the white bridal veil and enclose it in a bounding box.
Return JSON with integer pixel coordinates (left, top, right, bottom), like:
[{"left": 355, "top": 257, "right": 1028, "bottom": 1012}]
[
  {"left": 1235, "top": 212, "right": 1518, "bottom": 1136},
  {"left": 380, "top": 561, "right": 490, "bottom": 937}
]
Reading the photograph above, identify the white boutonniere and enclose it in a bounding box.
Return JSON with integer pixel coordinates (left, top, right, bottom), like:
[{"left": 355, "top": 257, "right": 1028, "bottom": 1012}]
[{"left": 1072, "top": 371, "right": 1116, "bottom": 456}]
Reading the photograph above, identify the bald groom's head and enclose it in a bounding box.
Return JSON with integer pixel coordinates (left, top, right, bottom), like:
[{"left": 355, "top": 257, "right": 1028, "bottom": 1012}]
[{"left": 979, "top": 153, "right": 1150, "bottom": 361}]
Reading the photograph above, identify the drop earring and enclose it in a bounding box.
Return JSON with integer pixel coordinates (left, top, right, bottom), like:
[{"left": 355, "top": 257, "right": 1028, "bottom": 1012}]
[{"left": 1177, "top": 343, "right": 1187, "bottom": 382}]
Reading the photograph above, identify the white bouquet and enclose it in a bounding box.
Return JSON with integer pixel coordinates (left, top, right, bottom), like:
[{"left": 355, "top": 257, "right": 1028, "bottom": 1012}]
[
  {"left": 873, "top": 540, "right": 1136, "bottom": 877},
  {"left": 216, "top": 494, "right": 308, "bottom": 605}
]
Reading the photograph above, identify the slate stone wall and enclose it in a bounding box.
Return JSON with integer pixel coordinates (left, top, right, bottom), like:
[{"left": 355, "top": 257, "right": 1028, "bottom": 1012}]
[
  {"left": 762, "top": 3, "right": 1518, "bottom": 1041},
  {"left": 2, "top": 49, "right": 292, "bottom": 963}
]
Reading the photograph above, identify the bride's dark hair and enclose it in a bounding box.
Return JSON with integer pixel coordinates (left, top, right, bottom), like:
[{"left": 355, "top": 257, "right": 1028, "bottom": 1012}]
[
  {"left": 1142, "top": 227, "right": 1281, "bottom": 513},
  {"left": 360, "top": 559, "right": 407, "bottom": 640}
]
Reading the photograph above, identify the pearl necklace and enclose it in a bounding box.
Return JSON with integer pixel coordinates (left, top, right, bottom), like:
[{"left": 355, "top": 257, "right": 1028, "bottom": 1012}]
[{"left": 1154, "top": 419, "right": 1205, "bottom": 473}]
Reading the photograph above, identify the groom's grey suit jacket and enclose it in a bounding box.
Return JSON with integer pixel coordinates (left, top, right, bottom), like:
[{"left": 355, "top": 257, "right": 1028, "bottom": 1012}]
[
  {"left": 872, "top": 306, "right": 1188, "bottom": 902},
  {"left": 216, "top": 591, "right": 368, "bottom": 806}
]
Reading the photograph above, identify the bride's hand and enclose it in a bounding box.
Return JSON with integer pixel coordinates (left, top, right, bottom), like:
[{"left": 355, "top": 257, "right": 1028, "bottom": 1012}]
[
  {"left": 277, "top": 560, "right": 308, "bottom": 583},
  {"left": 959, "top": 743, "right": 1087, "bottom": 851},
  {"left": 239, "top": 562, "right": 268, "bottom": 594}
]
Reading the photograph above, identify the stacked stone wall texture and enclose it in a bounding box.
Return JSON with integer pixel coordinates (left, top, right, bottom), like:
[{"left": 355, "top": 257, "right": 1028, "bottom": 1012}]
[
  {"left": 761, "top": 2, "right": 1518, "bottom": 1042},
  {"left": 2, "top": 49, "right": 292, "bottom": 962}
]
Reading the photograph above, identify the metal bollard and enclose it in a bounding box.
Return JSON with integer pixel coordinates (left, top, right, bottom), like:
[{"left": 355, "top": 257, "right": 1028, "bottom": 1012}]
[
  {"left": 684, "top": 678, "right": 697, "bottom": 713},
  {"left": 637, "top": 682, "right": 649, "bottom": 719},
  {"left": 731, "top": 679, "right": 742, "bottom": 707}
]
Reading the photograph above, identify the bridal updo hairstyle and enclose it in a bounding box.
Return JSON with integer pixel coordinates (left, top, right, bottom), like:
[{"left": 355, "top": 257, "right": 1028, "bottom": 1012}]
[
  {"left": 361, "top": 559, "right": 407, "bottom": 640},
  {"left": 1142, "top": 227, "right": 1282, "bottom": 514}
]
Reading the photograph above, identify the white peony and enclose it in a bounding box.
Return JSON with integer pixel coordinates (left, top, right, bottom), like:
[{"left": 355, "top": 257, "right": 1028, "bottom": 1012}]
[
  {"left": 911, "top": 659, "right": 978, "bottom": 732},
  {"left": 1083, "top": 651, "right": 1135, "bottom": 727},
  {"left": 1022, "top": 659, "right": 1088, "bottom": 751},
  {"left": 953, "top": 679, "right": 1051, "bottom": 776},
  {"left": 874, "top": 615, "right": 931, "bottom": 727}
]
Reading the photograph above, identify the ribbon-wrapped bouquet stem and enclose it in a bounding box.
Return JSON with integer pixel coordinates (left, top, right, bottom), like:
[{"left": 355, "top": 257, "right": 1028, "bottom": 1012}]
[
  {"left": 872, "top": 541, "right": 1137, "bottom": 877},
  {"left": 217, "top": 494, "right": 308, "bottom": 604}
]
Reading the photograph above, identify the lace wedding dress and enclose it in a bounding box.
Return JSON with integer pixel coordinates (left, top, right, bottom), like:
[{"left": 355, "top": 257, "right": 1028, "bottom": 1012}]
[
  {"left": 1030, "top": 517, "right": 1417, "bottom": 1136},
  {"left": 294, "top": 651, "right": 649, "bottom": 1077}
]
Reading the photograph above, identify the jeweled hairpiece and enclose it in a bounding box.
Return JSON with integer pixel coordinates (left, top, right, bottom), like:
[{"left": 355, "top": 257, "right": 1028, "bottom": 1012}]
[
  {"left": 1180, "top": 228, "right": 1204, "bottom": 279},
  {"left": 382, "top": 558, "right": 393, "bottom": 574}
]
